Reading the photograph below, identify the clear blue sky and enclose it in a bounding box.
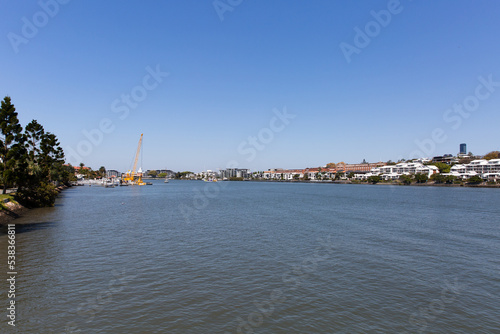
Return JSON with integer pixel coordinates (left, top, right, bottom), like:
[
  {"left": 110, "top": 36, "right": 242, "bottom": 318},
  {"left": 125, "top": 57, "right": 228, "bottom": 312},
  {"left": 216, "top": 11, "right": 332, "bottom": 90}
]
[{"left": 1, "top": 0, "right": 499, "bottom": 172}]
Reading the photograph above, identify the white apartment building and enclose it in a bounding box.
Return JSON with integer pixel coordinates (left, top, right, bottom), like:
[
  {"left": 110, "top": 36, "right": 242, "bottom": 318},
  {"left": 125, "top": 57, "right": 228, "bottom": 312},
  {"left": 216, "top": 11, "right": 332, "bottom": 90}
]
[
  {"left": 363, "top": 162, "right": 439, "bottom": 180},
  {"left": 448, "top": 159, "right": 500, "bottom": 180}
]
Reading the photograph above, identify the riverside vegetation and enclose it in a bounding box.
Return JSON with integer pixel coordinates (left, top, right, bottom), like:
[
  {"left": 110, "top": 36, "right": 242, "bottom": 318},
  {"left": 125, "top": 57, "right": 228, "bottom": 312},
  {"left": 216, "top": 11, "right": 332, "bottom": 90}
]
[{"left": 0, "top": 96, "right": 74, "bottom": 208}]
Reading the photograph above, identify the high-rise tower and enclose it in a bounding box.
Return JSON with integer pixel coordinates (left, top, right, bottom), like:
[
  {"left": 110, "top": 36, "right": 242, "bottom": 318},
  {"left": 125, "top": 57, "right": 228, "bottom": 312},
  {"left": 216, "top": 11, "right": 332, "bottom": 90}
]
[{"left": 459, "top": 143, "right": 467, "bottom": 155}]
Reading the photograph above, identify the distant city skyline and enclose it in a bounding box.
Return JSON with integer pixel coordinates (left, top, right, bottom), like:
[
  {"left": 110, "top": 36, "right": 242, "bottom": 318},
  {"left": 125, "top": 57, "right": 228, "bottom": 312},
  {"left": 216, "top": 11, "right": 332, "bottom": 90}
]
[
  {"left": 104, "top": 142, "right": 485, "bottom": 174},
  {"left": 2, "top": 1, "right": 499, "bottom": 172}
]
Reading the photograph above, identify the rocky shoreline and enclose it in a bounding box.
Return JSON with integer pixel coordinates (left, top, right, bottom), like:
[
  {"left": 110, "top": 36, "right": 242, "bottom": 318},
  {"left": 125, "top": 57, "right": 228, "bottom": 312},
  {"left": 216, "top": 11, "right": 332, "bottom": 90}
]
[
  {"left": 0, "top": 185, "right": 69, "bottom": 226},
  {"left": 0, "top": 201, "right": 28, "bottom": 225}
]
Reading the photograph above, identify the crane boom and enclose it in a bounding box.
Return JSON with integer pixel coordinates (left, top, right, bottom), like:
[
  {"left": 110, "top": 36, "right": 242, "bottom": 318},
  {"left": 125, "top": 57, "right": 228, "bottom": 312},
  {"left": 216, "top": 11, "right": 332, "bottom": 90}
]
[
  {"left": 132, "top": 134, "right": 143, "bottom": 176},
  {"left": 122, "top": 133, "right": 146, "bottom": 185}
]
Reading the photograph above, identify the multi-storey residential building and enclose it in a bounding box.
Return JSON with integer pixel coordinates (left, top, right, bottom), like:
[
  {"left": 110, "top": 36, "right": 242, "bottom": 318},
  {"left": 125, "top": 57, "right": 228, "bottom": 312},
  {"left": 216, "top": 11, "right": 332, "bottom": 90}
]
[
  {"left": 449, "top": 159, "right": 500, "bottom": 180},
  {"left": 432, "top": 155, "right": 458, "bottom": 165},
  {"left": 220, "top": 168, "right": 251, "bottom": 179},
  {"left": 199, "top": 170, "right": 219, "bottom": 179},
  {"left": 263, "top": 163, "right": 386, "bottom": 181},
  {"left": 263, "top": 168, "right": 336, "bottom": 180},
  {"left": 106, "top": 170, "right": 120, "bottom": 178},
  {"left": 365, "top": 162, "right": 439, "bottom": 180},
  {"left": 363, "top": 159, "right": 500, "bottom": 181}
]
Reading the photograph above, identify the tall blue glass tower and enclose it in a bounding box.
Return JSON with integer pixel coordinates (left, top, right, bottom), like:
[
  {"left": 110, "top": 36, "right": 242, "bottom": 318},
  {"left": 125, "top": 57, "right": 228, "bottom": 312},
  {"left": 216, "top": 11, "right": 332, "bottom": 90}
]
[{"left": 460, "top": 143, "right": 467, "bottom": 155}]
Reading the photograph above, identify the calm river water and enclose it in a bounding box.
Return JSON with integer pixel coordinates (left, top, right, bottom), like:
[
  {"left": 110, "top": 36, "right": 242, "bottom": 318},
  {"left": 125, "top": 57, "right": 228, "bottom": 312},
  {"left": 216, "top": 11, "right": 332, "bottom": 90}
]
[{"left": 1, "top": 180, "right": 499, "bottom": 333}]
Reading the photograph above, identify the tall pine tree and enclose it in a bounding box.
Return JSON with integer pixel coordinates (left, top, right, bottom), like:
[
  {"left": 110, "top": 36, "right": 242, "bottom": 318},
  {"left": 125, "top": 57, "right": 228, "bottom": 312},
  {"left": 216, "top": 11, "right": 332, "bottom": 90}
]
[
  {"left": 17, "top": 124, "right": 67, "bottom": 207},
  {"left": 1, "top": 96, "right": 70, "bottom": 207},
  {"left": 0, "top": 96, "right": 24, "bottom": 194},
  {"left": 24, "top": 119, "right": 44, "bottom": 162}
]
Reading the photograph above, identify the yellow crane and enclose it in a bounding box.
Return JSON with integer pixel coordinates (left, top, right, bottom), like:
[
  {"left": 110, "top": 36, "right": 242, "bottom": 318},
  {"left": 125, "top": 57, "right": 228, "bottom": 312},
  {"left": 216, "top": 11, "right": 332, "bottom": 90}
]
[{"left": 123, "top": 134, "right": 145, "bottom": 185}]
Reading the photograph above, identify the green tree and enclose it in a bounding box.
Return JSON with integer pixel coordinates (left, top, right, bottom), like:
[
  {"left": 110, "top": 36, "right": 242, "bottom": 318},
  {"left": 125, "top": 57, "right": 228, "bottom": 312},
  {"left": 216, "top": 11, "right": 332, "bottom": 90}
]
[
  {"left": 367, "top": 175, "right": 381, "bottom": 184},
  {"left": 16, "top": 129, "right": 65, "bottom": 207},
  {"left": 414, "top": 173, "right": 428, "bottom": 183},
  {"left": 347, "top": 172, "right": 355, "bottom": 179},
  {"left": 16, "top": 181, "right": 58, "bottom": 208},
  {"left": 24, "top": 120, "right": 44, "bottom": 162},
  {"left": 431, "top": 162, "right": 451, "bottom": 173},
  {"left": 39, "top": 132, "right": 65, "bottom": 181},
  {"left": 99, "top": 166, "right": 106, "bottom": 178},
  {"left": 175, "top": 171, "right": 192, "bottom": 179},
  {"left": 0, "top": 96, "right": 25, "bottom": 193},
  {"left": 467, "top": 175, "right": 483, "bottom": 184},
  {"left": 158, "top": 173, "right": 167, "bottom": 178},
  {"left": 399, "top": 174, "right": 412, "bottom": 185},
  {"left": 483, "top": 151, "right": 500, "bottom": 160},
  {"left": 0, "top": 97, "right": 68, "bottom": 207},
  {"left": 61, "top": 164, "right": 76, "bottom": 183},
  {"left": 430, "top": 173, "right": 445, "bottom": 184},
  {"left": 445, "top": 175, "right": 457, "bottom": 184},
  {"left": 148, "top": 170, "right": 158, "bottom": 178}
]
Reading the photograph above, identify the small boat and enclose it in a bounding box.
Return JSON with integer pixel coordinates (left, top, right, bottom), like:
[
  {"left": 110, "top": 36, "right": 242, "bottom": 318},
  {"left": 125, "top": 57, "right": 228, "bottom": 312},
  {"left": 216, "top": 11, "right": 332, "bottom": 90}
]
[{"left": 203, "top": 178, "right": 217, "bottom": 182}]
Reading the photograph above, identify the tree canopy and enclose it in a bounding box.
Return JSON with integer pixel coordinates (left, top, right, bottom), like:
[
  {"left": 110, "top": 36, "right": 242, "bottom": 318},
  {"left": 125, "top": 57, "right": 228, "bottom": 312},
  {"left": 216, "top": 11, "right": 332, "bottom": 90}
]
[
  {"left": 99, "top": 166, "right": 106, "bottom": 177},
  {"left": 367, "top": 175, "right": 381, "bottom": 184},
  {"left": 483, "top": 151, "right": 500, "bottom": 160},
  {"left": 0, "top": 96, "right": 24, "bottom": 193},
  {"left": 414, "top": 173, "right": 428, "bottom": 183},
  {"left": 467, "top": 175, "right": 483, "bottom": 184},
  {"left": 399, "top": 174, "right": 412, "bottom": 185},
  {"left": 431, "top": 162, "right": 451, "bottom": 173},
  {"left": 0, "top": 96, "right": 69, "bottom": 207}
]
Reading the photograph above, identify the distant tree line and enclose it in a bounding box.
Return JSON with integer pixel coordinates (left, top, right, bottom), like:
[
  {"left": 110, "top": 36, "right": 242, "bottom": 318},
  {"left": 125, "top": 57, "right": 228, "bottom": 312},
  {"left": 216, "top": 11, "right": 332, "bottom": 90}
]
[
  {"left": 0, "top": 96, "right": 72, "bottom": 207},
  {"left": 175, "top": 171, "right": 193, "bottom": 179},
  {"left": 74, "top": 162, "right": 105, "bottom": 179}
]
